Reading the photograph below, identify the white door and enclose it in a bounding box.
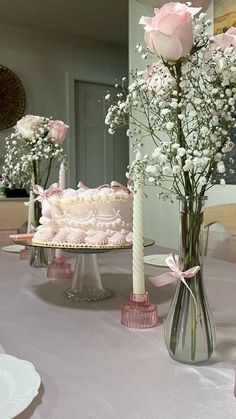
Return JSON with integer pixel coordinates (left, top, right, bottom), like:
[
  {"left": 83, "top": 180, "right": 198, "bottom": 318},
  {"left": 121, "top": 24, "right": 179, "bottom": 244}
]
[{"left": 75, "top": 81, "right": 129, "bottom": 187}]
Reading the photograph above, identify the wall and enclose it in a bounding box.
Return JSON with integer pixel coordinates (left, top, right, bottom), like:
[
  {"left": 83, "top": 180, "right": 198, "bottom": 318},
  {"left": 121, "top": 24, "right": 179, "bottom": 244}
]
[
  {"left": 129, "top": 0, "right": 236, "bottom": 249},
  {"left": 0, "top": 22, "right": 128, "bottom": 185}
]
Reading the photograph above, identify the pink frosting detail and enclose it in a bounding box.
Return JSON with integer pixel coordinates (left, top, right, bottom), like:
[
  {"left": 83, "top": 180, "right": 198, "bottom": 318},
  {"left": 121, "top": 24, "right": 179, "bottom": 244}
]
[
  {"left": 85, "top": 233, "right": 108, "bottom": 245},
  {"left": 52, "top": 229, "right": 69, "bottom": 242},
  {"left": 99, "top": 188, "right": 113, "bottom": 196},
  {"left": 126, "top": 232, "right": 133, "bottom": 243},
  {"left": 62, "top": 189, "right": 78, "bottom": 199},
  {"left": 34, "top": 228, "right": 55, "bottom": 242},
  {"left": 108, "top": 233, "right": 126, "bottom": 246},
  {"left": 67, "top": 230, "right": 86, "bottom": 244},
  {"left": 77, "top": 180, "right": 132, "bottom": 195}
]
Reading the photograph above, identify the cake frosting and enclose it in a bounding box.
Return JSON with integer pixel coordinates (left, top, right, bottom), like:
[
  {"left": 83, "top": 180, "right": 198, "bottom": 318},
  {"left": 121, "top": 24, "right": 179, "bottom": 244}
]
[{"left": 32, "top": 181, "right": 133, "bottom": 248}]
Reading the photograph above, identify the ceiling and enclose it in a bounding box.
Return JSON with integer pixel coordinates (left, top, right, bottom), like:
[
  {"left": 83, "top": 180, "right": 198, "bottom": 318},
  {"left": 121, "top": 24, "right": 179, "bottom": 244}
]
[{"left": 0, "top": 0, "right": 129, "bottom": 46}]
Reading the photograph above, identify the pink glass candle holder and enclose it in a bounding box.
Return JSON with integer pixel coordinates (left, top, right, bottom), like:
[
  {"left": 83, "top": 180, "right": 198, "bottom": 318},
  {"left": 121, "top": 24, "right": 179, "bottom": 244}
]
[
  {"left": 19, "top": 247, "right": 29, "bottom": 260},
  {"left": 47, "top": 256, "right": 72, "bottom": 280},
  {"left": 121, "top": 291, "right": 159, "bottom": 329}
]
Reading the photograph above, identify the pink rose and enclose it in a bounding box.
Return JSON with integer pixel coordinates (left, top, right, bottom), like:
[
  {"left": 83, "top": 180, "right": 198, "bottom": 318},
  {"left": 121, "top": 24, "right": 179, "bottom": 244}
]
[
  {"left": 211, "top": 27, "right": 236, "bottom": 51},
  {"left": 139, "top": 2, "right": 201, "bottom": 61},
  {"left": 153, "top": 1, "right": 211, "bottom": 12},
  {"left": 16, "top": 115, "right": 43, "bottom": 139},
  {"left": 48, "top": 120, "right": 69, "bottom": 144}
]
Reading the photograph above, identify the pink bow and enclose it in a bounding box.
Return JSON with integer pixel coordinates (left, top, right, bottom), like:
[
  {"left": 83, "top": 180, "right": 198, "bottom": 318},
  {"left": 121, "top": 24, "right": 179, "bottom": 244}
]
[
  {"left": 33, "top": 183, "right": 61, "bottom": 200},
  {"left": 33, "top": 183, "right": 61, "bottom": 218},
  {"left": 110, "top": 180, "right": 132, "bottom": 194},
  {"left": 78, "top": 180, "right": 133, "bottom": 194},
  {"left": 77, "top": 181, "right": 89, "bottom": 190},
  {"left": 150, "top": 253, "right": 200, "bottom": 315}
]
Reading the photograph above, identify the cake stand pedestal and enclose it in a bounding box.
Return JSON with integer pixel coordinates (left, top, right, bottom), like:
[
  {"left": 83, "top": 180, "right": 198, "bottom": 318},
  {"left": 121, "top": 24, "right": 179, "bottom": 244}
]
[
  {"left": 14, "top": 239, "right": 115, "bottom": 301},
  {"left": 64, "top": 253, "right": 111, "bottom": 302},
  {"left": 14, "top": 239, "right": 154, "bottom": 303}
]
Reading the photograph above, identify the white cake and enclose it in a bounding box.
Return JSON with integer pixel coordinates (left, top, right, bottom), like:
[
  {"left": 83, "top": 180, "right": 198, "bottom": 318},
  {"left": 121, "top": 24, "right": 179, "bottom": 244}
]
[{"left": 32, "top": 181, "right": 133, "bottom": 248}]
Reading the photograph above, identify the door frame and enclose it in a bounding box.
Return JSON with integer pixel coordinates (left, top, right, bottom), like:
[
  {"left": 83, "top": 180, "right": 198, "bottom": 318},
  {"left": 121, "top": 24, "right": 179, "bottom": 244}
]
[{"left": 66, "top": 71, "right": 117, "bottom": 188}]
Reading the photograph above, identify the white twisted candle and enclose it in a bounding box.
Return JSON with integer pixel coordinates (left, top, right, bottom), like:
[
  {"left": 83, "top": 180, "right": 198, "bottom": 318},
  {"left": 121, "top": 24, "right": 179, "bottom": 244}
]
[
  {"left": 56, "top": 162, "right": 66, "bottom": 258},
  {"left": 132, "top": 179, "right": 145, "bottom": 294},
  {"left": 27, "top": 189, "right": 34, "bottom": 233},
  {"left": 59, "top": 162, "right": 66, "bottom": 190}
]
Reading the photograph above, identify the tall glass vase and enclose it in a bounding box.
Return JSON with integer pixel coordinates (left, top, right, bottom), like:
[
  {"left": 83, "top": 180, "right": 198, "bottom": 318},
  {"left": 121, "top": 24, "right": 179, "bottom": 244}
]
[
  {"left": 28, "top": 199, "right": 49, "bottom": 268},
  {"left": 164, "top": 196, "right": 215, "bottom": 364}
]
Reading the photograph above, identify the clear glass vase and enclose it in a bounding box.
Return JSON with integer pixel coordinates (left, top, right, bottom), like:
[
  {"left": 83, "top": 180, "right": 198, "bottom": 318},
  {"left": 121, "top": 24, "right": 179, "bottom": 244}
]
[
  {"left": 28, "top": 197, "right": 49, "bottom": 267},
  {"left": 164, "top": 196, "right": 215, "bottom": 364},
  {"left": 28, "top": 246, "right": 49, "bottom": 268}
]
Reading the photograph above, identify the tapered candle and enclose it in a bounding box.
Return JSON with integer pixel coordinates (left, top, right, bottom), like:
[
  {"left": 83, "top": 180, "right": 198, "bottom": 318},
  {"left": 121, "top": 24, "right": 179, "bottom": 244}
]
[
  {"left": 59, "top": 162, "right": 66, "bottom": 190},
  {"left": 56, "top": 162, "right": 66, "bottom": 258},
  {"left": 132, "top": 176, "right": 145, "bottom": 294},
  {"left": 27, "top": 189, "right": 34, "bottom": 233}
]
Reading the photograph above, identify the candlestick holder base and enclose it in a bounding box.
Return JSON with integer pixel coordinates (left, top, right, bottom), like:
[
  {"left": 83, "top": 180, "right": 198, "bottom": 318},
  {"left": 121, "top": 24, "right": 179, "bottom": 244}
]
[
  {"left": 19, "top": 247, "right": 29, "bottom": 260},
  {"left": 121, "top": 291, "right": 158, "bottom": 329},
  {"left": 47, "top": 256, "right": 72, "bottom": 279}
]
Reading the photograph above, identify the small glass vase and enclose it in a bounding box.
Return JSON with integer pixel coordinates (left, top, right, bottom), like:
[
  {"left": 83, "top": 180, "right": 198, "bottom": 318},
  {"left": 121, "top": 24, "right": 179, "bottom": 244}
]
[
  {"left": 28, "top": 246, "right": 49, "bottom": 268},
  {"left": 28, "top": 197, "right": 49, "bottom": 267},
  {"left": 164, "top": 196, "right": 215, "bottom": 364}
]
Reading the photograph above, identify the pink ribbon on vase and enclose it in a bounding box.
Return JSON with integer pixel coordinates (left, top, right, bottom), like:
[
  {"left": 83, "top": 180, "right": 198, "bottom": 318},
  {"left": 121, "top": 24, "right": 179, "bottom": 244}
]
[
  {"left": 33, "top": 183, "right": 61, "bottom": 219},
  {"left": 149, "top": 253, "right": 200, "bottom": 315}
]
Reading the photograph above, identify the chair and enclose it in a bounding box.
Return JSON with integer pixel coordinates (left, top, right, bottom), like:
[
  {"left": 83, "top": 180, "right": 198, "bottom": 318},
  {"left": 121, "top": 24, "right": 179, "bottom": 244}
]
[{"left": 204, "top": 203, "right": 236, "bottom": 256}]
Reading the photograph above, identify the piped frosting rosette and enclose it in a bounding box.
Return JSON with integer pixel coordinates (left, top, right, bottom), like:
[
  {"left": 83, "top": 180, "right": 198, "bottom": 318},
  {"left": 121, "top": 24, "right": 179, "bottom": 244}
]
[
  {"left": 52, "top": 229, "right": 70, "bottom": 243},
  {"left": 67, "top": 230, "right": 87, "bottom": 244},
  {"left": 33, "top": 227, "right": 55, "bottom": 242},
  {"left": 85, "top": 232, "right": 108, "bottom": 246},
  {"left": 108, "top": 232, "right": 127, "bottom": 246},
  {"left": 126, "top": 232, "right": 133, "bottom": 243}
]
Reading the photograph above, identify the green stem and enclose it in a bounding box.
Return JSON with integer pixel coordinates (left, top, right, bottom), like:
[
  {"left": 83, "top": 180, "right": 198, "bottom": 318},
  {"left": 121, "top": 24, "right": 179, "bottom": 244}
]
[
  {"left": 175, "top": 62, "right": 191, "bottom": 197},
  {"left": 168, "top": 197, "right": 207, "bottom": 362},
  {"left": 43, "top": 157, "right": 53, "bottom": 189},
  {"left": 191, "top": 278, "right": 197, "bottom": 361}
]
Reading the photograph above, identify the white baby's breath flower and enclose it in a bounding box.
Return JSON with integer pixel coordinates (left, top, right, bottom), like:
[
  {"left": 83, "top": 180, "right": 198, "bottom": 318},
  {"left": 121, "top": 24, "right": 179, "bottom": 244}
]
[
  {"left": 217, "top": 161, "right": 225, "bottom": 173},
  {"left": 177, "top": 148, "right": 186, "bottom": 157},
  {"left": 2, "top": 115, "right": 67, "bottom": 189},
  {"left": 166, "top": 122, "right": 174, "bottom": 130},
  {"left": 105, "top": 14, "right": 236, "bottom": 198}
]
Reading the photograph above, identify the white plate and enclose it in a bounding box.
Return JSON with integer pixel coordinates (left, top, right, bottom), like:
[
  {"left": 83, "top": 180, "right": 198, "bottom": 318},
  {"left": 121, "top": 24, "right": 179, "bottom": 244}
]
[
  {"left": 2, "top": 245, "right": 25, "bottom": 253},
  {"left": 0, "top": 354, "right": 41, "bottom": 418},
  {"left": 144, "top": 254, "right": 169, "bottom": 268}
]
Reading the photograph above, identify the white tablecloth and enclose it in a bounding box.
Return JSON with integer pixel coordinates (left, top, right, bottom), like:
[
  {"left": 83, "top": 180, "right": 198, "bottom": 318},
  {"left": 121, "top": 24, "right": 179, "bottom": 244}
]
[{"left": 0, "top": 246, "right": 235, "bottom": 419}]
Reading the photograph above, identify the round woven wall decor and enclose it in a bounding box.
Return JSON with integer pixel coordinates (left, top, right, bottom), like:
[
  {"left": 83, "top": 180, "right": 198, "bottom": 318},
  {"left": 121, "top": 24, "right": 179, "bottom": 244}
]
[{"left": 0, "top": 65, "right": 26, "bottom": 130}]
